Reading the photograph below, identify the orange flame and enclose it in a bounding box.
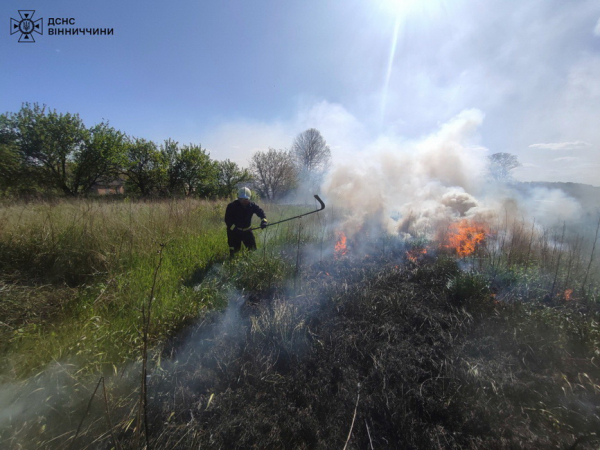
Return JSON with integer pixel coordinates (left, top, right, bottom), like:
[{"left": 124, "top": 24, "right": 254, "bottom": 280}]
[
  {"left": 564, "top": 289, "right": 573, "bottom": 301},
  {"left": 334, "top": 231, "right": 347, "bottom": 259},
  {"left": 444, "top": 220, "right": 488, "bottom": 257},
  {"left": 406, "top": 247, "right": 427, "bottom": 263}
]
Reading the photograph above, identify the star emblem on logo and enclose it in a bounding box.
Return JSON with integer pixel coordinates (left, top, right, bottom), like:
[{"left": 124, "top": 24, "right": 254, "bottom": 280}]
[{"left": 10, "top": 10, "right": 43, "bottom": 43}]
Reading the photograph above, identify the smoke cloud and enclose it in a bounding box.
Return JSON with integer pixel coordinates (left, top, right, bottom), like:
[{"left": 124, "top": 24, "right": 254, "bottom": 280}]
[{"left": 322, "top": 108, "right": 586, "bottom": 238}]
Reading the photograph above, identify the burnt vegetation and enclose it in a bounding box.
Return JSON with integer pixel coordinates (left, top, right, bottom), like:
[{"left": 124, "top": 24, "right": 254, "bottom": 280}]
[{"left": 53, "top": 250, "right": 598, "bottom": 450}]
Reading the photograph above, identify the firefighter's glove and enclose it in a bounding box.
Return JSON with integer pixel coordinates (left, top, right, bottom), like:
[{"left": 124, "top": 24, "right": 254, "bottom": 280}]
[{"left": 260, "top": 219, "right": 268, "bottom": 229}]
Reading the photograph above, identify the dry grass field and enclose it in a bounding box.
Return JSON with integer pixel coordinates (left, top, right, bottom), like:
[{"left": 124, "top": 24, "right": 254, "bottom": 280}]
[{"left": 1, "top": 198, "right": 599, "bottom": 449}]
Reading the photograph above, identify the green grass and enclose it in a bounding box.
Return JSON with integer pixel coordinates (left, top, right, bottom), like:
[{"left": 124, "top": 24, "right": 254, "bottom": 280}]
[{"left": 0, "top": 198, "right": 328, "bottom": 379}]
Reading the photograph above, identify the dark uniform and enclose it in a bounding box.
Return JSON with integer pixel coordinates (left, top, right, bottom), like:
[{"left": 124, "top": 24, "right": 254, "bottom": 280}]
[{"left": 225, "top": 199, "right": 267, "bottom": 257}]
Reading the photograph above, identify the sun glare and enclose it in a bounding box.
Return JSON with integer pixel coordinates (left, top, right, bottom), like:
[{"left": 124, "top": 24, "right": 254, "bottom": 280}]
[
  {"left": 378, "top": 0, "right": 444, "bottom": 129},
  {"left": 378, "top": 0, "right": 442, "bottom": 19},
  {"left": 381, "top": 0, "right": 421, "bottom": 16}
]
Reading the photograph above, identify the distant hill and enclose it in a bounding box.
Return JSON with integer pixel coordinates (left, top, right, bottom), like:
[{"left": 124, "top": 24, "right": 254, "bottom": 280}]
[{"left": 516, "top": 181, "right": 600, "bottom": 212}]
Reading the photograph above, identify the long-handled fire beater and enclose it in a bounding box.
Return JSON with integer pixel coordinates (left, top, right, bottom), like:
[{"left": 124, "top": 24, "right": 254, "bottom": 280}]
[{"left": 248, "top": 195, "right": 325, "bottom": 231}]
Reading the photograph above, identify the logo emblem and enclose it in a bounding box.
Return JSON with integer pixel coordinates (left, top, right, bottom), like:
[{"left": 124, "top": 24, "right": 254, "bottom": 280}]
[{"left": 10, "top": 10, "right": 43, "bottom": 43}]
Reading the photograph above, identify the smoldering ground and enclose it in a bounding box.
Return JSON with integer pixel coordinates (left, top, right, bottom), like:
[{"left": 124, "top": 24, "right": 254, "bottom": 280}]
[{"left": 138, "top": 240, "right": 600, "bottom": 450}]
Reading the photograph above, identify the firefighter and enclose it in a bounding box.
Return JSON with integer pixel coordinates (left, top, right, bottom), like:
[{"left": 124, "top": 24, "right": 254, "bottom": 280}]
[{"left": 225, "top": 187, "right": 268, "bottom": 258}]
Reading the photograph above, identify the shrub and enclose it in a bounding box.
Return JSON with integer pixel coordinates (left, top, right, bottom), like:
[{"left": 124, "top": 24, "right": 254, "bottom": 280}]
[{"left": 446, "top": 271, "right": 492, "bottom": 310}]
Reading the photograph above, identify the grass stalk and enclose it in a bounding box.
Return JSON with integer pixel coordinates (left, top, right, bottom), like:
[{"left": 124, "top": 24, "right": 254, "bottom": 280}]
[
  {"left": 102, "top": 376, "right": 123, "bottom": 450},
  {"left": 563, "top": 234, "right": 581, "bottom": 294},
  {"left": 136, "top": 243, "right": 165, "bottom": 450},
  {"left": 68, "top": 375, "right": 104, "bottom": 450},
  {"left": 343, "top": 384, "right": 361, "bottom": 450},
  {"left": 581, "top": 215, "right": 600, "bottom": 296},
  {"left": 550, "top": 222, "right": 566, "bottom": 297},
  {"left": 525, "top": 219, "right": 535, "bottom": 265},
  {"left": 365, "top": 419, "right": 374, "bottom": 450},
  {"left": 295, "top": 220, "right": 303, "bottom": 292}
]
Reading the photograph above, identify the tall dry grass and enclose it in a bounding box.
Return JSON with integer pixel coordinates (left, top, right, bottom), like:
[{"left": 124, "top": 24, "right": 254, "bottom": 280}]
[
  {"left": 0, "top": 198, "right": 228, "bottom": 378},
  {"left": 0, "top": 197, "right": 332, "bottom": 379},
  {"left": 480, "top": 216, "right": 600, "bottom": 302}
]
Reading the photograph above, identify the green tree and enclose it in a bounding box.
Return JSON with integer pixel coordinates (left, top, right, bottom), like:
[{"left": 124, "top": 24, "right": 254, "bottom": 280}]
[
  {"left": 178, "top": 144, "right": 218, "bottom": 197},
  {"left": 159, "top": 140, "right": 219, "bottom": 197},
  {"left": 161, "top": 138, "right": 183, "bottom": 195},
  {"left": 216, "top": 159, "right": 252, "bottom": 198},
  {"left": 0, "top": 141, "right": 23, "bottom": 195},
  {"left": 71, "top": 122, "right": 127, "bottom": 194},
  {"left": 9, "top": 103, "right": 88, "bottom": 196},
  {"left": 0, "top": 114, "right": 21, "bottom": 194},
  {"left": 2, "top": 103, "right": 127, "bottom": 196},
  {"left": 124, "top": 138, "right": 167, "bottom": 196}
]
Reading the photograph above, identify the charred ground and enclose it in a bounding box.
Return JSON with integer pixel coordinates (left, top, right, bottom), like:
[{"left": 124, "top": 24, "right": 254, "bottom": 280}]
[{"left": 127, "top": 252, "right": 600, "bottom": 450}]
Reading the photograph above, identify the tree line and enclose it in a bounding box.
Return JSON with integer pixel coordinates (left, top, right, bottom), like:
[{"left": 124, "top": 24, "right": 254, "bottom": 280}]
[{"left": 0, "top": 103, "right": 331, "bottom": 200}]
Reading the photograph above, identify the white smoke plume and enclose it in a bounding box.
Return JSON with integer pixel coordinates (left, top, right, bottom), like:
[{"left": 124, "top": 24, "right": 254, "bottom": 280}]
[{"left": 322, "top": 108, "right": 585, "bottom": 237}]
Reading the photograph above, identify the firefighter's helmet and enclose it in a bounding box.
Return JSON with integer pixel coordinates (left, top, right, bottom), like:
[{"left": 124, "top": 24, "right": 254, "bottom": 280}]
[{"left": 237, "top": 187, "right": 251, "bottom": 199}]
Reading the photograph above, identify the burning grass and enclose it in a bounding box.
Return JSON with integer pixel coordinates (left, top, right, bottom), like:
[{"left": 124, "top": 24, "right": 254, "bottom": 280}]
[
  {"left": 334, "top": 230, "right": 347, "bottom": 259},
  {"left": 442, "top": 219, "right": 490, "bottom": 257}
]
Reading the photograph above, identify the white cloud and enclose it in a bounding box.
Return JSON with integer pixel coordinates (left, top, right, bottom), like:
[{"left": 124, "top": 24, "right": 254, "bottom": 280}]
[
  {"left": 594, "top": 17, "right": 600, "bottom": 36},
  {"left": 552, "top": 156, "right": 580, "bottom": 162},
  {"left": 528, "top": 141, "right": 592, "bottom": 150}
]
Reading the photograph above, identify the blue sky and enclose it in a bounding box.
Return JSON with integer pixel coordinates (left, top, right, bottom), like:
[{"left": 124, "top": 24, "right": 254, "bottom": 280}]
[{"left": 2, "top": 0, "right": 600, "bottom": 184}]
